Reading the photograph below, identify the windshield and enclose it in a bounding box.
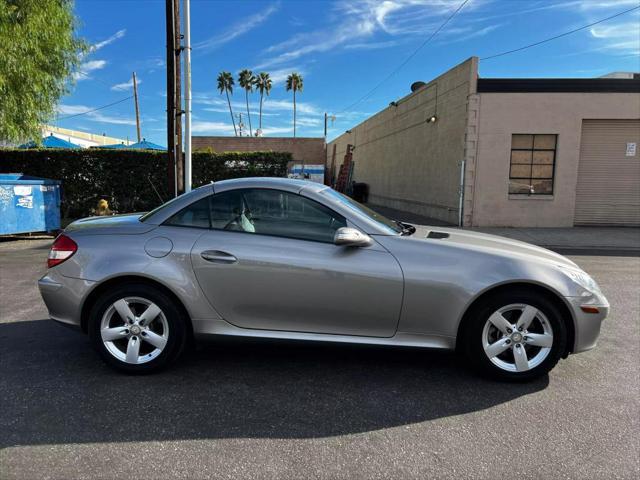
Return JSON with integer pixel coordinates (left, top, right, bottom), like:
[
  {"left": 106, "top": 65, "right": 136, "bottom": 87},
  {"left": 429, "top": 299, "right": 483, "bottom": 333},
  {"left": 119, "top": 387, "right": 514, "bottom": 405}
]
[{"left": 320, "top": 189, "right": 403, "bottom": 234}]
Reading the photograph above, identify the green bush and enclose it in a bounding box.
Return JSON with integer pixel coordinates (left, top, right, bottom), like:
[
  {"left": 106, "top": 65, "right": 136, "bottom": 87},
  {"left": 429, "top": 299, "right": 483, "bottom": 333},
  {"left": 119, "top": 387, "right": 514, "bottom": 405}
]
[{"left": 0, "top": 148, "right": 290, "bottom": 218}]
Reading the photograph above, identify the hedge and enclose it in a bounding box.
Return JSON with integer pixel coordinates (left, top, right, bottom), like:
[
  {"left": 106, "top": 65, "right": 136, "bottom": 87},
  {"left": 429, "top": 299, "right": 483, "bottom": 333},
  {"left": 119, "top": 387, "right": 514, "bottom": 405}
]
[{"left": 0, "top": 148, "right": 290, "bottom": 218}]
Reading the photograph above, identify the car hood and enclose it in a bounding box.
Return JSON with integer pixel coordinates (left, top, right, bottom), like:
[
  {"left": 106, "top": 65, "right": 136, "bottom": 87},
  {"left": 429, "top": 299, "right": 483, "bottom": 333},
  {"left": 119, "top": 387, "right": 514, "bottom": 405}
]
[
  {"left": 65, "top": 213, "right": 156, "bottom": 235},
  {"left": 406, "top": 226, "right": 578, "bottom": 269}
]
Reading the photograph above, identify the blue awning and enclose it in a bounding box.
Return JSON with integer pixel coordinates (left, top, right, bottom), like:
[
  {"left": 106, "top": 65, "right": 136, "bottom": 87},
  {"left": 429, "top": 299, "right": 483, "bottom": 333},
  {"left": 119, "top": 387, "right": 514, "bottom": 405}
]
[
  {"left": 127, "top": 139, "right": 167, "bottom": 151},
  {"left": 19, "top": 134, "right": 82, "bottom": 149}
]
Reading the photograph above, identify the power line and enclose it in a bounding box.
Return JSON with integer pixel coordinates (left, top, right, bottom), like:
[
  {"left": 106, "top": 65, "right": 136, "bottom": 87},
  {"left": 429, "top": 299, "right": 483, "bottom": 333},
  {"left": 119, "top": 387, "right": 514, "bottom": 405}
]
[
  {"left": 337, "top": 0, "right": 470, "bottom": 115},
  {"left": 75, "top": 69, "right": 153, "bottom": 100},
  {"left": 482, "top": 4, "right": 640, "bottom": 60},
  {"left": 56, "top": 96, "right": 134, "bottom": 120}
]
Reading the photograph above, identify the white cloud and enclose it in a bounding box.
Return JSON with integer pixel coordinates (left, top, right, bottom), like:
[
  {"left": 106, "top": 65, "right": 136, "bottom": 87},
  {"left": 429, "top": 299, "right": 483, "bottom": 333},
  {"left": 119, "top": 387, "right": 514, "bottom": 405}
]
[
  {"left": 267, "top": 67, "right": 304, "bottom": 83},
  {"left": 263, "top": 99, "right": 320, "bottom": 115},
  {"left": 190, "top": 120, "right": 318, "bottom": 137},
  {"left": 57, "top": 105, "right": 89, "bottom": 115},
  {"left": 577, "top": 0, "right": 640, "bottom": 10},
  {"left": 111, "top": 77, "right": 142, "bottom": 91},
  {"left": 203, "top": 106, "right": 279, "bottom": 117},
  {"left": 91, "top": 29, "right": 126, "bottom": 52},
  {"left": 193, "top": 93, "right": 321, "bottom": 116},
  {"left": 442, "top": 23, "right": 503, "bottom": 43},
  {"left": 261, "top": 126, "right": 294, "bottom": 135},
  {"left": 194, "top": 2, "right": 279, "bottom": 52},
  {"left": 191, "top": 121, "right": 237, "bottom": 134},
  {"left": 589, "top": 19, "right": 640, "bottom": 55},
  {"left": 295, "top": 116, "right": 322, "bottom": 127},
  {"left": 57, "top": 104, "right": 136, "bottom": 126},
  {"left": 344, "top": 39, "right": 404, "bottom": 50},
  {"left": 257, "top": 0, "right": 482, "bottom": 68},
  {"left": 576, "top": 0, "right": 640, "bottom": 56},
  {"left": 74, "top": 59, "right": 107, "bottom": 81},
  {"left": 88, "top": 112, "right": 136, "bottom": 126}
]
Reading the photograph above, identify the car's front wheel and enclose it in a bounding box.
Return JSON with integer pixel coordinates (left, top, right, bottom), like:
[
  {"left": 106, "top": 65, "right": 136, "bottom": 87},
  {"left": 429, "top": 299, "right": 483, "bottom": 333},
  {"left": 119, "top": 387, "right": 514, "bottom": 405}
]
[
  {"left": 88, "top": 283, "right": 187, "bottom": 373},
  {"left": 461, "top": 289, "right": 568, "bottom": 381}
]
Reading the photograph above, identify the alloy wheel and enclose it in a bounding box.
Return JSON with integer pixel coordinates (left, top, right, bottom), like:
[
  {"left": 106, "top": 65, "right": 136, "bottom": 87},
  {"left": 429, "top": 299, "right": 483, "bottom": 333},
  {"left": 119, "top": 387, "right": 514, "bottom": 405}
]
[
  {"left": 481, "top": 303, "right": 554, "bottom": 373},
  {"left": 100, "top": 296, "right": 169, "bottom": 364}
]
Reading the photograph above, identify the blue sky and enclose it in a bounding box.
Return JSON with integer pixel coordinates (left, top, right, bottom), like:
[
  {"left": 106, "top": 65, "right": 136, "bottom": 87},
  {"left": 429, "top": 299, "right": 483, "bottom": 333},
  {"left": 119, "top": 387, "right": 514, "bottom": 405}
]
[{"left": 57, "top": 0, "right": 640, "bottom": 144}]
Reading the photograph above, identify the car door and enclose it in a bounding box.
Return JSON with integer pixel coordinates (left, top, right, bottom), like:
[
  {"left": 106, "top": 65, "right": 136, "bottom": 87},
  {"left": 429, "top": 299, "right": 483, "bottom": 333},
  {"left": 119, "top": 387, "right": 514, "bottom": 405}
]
[{"left": 186, "top": 188, "right": 404, "bottom": 338}]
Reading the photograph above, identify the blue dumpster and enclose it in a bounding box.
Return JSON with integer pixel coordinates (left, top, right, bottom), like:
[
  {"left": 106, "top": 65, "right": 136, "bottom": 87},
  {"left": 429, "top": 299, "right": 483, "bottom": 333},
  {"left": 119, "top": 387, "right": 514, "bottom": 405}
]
[{"left": 0, "top": 173, "right": 61, "bottom": 235}]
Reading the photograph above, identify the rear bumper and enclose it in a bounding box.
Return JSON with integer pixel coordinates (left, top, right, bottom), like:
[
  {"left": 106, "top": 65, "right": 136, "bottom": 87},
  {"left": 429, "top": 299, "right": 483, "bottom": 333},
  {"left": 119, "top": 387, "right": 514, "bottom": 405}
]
[
  {"left": 566, "top": 295, "right": 610, "bottom": 354},
  {"left": 38, "top": 270, "right": 94, "bottom": 328}
]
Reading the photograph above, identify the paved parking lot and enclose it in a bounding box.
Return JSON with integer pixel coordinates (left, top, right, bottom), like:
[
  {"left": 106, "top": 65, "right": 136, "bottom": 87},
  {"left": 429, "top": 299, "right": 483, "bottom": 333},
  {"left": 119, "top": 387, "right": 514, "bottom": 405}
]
[{"left": 1, "top": 238, "right": 638, "bottom": 479}]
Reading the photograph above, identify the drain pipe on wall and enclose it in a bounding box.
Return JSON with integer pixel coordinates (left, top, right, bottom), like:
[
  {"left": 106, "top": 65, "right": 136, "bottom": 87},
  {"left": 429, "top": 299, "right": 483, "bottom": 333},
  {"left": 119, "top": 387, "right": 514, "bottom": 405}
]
[{"left": 458, "top": 159, "right": 465, "bottom": 227}]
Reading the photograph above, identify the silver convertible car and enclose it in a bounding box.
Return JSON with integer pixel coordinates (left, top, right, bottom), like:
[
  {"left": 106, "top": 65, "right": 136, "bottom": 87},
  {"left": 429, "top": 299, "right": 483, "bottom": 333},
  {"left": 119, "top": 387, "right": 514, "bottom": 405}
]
[{"left": 39, "top": 177, "right": 609, "bottom": 380}]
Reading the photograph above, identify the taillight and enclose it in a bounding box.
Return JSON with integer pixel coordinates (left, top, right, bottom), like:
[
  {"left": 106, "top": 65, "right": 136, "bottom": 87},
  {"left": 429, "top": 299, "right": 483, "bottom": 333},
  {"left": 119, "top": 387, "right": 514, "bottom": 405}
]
[{"left": 48, "top": 234, "right": 78, "bottom": 268}]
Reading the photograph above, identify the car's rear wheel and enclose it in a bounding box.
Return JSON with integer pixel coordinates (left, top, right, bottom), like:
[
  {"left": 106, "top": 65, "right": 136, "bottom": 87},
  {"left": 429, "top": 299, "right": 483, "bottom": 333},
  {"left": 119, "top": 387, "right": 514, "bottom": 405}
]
[
  {"left": 462, "top": 290, "right": 567, "bottom": 381},
  {"left": 88, "top": 284, "right": 187, "bottom": 374}
]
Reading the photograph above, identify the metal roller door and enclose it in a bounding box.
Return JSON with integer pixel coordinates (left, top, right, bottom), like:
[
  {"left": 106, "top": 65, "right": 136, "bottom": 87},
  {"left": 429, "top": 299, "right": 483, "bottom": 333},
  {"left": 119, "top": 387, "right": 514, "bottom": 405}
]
[{"left": 574, "top": 120, "right": 640, "bottom": 226}]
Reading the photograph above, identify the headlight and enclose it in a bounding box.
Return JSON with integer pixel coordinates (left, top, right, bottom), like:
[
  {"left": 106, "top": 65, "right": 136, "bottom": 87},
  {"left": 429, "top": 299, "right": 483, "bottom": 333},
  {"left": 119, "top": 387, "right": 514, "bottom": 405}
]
[{"left": 559, "top": 266, "right": 602, "bottom": 295}]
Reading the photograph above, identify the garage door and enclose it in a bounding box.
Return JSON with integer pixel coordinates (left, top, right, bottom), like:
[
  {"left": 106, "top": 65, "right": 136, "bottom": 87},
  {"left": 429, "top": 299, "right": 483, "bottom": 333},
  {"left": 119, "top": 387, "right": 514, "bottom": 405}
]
[{"left": 574, "top": 119, "right": 640, "bottom": 226}]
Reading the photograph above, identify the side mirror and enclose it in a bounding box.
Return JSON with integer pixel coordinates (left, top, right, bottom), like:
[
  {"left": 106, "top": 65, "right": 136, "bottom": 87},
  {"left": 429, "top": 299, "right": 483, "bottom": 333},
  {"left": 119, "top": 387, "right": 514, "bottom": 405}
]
[{"left": 334, "top": 227, "right": 373, "bottom": 248}]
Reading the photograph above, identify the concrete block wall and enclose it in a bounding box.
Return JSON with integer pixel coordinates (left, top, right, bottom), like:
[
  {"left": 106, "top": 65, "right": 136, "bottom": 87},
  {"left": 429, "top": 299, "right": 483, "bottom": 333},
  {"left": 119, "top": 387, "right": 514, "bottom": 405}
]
[
  {"left": 462, "top": 93, "right": 480, "bottom": 227},
  {"left": 327, "top": 57, "right": 479, "bottom": 225}
]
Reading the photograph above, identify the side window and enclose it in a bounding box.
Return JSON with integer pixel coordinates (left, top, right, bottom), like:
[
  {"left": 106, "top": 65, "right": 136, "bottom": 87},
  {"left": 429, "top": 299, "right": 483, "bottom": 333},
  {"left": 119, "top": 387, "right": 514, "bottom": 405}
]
[
  {"left": 164, "top": 197, "right": 211, "bottom": 228},
  {"left": 241, "top": 189, "right": 347, "bottom": 243},
  {"left": 210, "top": 190, "right": 245, "bottom": 229},
  {"left": 164, "top": 189, "right": 348, "bottom": 243}
]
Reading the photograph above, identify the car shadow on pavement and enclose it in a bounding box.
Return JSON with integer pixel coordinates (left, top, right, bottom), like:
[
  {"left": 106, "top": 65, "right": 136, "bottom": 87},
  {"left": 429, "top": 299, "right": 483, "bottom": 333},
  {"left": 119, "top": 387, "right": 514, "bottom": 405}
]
[{"left": 0, "top": 319, "right": 548, "bottom": 448}]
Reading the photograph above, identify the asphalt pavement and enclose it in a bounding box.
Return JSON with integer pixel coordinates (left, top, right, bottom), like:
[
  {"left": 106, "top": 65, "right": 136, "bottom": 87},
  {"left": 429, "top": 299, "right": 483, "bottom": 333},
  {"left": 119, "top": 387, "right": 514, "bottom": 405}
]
[{"left": 0, "top": 238, "right": 638, "bottom": 479}]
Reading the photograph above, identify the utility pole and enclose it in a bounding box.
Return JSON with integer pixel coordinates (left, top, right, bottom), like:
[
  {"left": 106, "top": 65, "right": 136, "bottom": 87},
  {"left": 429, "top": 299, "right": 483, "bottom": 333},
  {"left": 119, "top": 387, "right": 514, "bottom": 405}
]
[
  {"left": 165, "top": 0, "right": 176, "bottom": 197},
  {"left": 173, "top": 0, "right": 184, "bottom": 195},
  {"left": 132, "top": 72, "right": 141, "bottom": 142},
  {"left": 323, "top": 113, "right": 336, "bottom": 138},
  {"left": 237, "top": 113, "right": 244, "bottom": 137},
  {"left": 183, "top": 0, "right": 192, "bottom": 192}
]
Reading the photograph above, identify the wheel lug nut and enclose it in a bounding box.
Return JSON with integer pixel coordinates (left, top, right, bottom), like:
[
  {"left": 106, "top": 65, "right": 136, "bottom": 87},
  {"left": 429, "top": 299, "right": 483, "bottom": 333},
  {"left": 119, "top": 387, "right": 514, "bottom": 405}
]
[
  {"left": 507, "top": 329, "right": 512, "bottom": 334},
  {"left": 515, "top": 344, "right": 521, "bottom": 348},
  {"left": 505, "top": 339, "right": 511, "bottom": 344}
]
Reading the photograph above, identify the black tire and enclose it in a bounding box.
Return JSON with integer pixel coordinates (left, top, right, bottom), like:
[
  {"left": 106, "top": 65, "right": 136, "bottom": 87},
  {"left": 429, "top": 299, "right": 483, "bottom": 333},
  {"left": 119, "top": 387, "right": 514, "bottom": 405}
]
[
  {"left": 461, "top": 288, "right": 567, "bottom": 381},
  {"left": 88, "top": 283, "right": 188, "bottom": 374}
]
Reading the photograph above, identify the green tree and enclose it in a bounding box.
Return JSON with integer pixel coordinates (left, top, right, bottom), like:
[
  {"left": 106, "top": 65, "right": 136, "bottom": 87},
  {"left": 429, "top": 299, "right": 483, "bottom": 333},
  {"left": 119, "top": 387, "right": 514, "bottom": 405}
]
[
  {"left": 217, "top": 71, "right": 237, "bottom": 136},
  {"left": 0, "top": 0, "right": 86, "bottom": 143},
  {"left": 255, "top": 72, "right": 272, "bottom": 133},
  {"left": 238, "top": 69, "right": 255, "bottom": 136},
  {"left": 285, "top": 73, "right": 303, "bottom": 138}
]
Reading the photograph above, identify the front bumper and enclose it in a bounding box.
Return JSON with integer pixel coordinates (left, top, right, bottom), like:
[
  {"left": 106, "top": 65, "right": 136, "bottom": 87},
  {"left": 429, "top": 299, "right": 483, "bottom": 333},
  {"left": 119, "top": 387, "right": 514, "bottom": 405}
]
[
  {"left": 38, "top": 270, "right": 95, "bottom": 329},
  {"left": 566, "top": 294, "right": 610, "bottom": 354}
]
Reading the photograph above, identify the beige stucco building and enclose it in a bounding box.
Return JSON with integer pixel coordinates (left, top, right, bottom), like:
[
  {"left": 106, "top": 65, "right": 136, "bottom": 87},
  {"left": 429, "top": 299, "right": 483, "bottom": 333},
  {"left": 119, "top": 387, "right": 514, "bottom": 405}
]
[
  {"left": 42, "top": 125, "right": 134, "bottom": 148},
  {"left": 327, "top": 57, "right": 640, "bottom": 227}
]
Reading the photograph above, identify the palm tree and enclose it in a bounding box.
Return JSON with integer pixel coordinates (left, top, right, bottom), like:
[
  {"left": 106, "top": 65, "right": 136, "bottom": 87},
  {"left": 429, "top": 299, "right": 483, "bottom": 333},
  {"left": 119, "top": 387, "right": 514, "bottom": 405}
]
[
  {"left": 238, "top": 69, "right": 255, "bottom": 136},
  {"left": 255, "top": 72, "right": 272, "bottom": 133},
  {"left": 216, "top": 71, "right": 237, "bottom": 136},
  {"left": 285, "top": 73, "right": 303, "bottom": 137}
]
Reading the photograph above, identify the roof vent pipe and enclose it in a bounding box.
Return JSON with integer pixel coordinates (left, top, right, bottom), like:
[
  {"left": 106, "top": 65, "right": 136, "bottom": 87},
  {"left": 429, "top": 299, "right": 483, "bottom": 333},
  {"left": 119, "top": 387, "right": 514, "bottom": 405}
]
[{"left": 411, "top": 81, "right": 427, "bottom": 92}]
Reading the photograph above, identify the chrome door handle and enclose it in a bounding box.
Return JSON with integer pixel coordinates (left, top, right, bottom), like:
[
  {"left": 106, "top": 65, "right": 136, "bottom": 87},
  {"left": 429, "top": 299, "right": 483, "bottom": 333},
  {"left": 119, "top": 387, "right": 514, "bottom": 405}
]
[{"left": 201, "top": 250, "right": 238, "bottom": 264}]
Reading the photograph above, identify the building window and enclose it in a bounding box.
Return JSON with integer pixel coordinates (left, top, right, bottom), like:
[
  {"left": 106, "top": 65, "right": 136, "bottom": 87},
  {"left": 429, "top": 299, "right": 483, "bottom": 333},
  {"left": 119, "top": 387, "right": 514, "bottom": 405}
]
[{"left": 509, "top": 134, "right": 557, "bottom": 195}]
